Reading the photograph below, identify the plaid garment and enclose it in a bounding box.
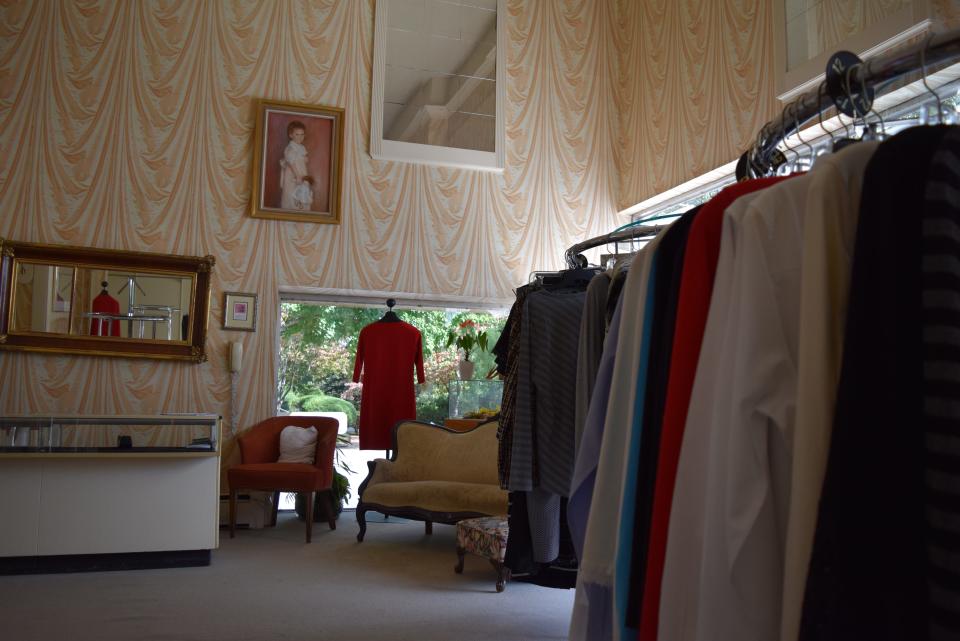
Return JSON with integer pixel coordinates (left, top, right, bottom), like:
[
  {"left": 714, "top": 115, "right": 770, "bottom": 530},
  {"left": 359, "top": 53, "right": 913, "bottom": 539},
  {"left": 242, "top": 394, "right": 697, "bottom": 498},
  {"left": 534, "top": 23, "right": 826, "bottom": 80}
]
[{"left": 498, "top": 285, "right": 533, "bottom": 489}]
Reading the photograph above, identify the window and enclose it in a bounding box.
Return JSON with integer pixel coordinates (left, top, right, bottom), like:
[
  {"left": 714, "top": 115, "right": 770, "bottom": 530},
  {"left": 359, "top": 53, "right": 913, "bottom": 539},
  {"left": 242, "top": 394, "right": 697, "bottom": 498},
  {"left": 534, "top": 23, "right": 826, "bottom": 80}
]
[
  {"left": 370, "top": 0, "right": 506, "bottom": 171},
  {"left": 775, "top": 0, "right": 935, "bottom": 100},
  {"left": 276, "top": 298, "right": 508, "bottom": 509}
]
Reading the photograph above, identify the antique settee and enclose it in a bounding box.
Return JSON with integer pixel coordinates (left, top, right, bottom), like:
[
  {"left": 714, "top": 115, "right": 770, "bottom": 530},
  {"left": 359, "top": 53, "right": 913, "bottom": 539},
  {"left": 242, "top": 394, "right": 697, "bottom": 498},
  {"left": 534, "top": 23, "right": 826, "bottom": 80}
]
[{"left": 355, "top": 420, "right": 508, "bottom": 541}]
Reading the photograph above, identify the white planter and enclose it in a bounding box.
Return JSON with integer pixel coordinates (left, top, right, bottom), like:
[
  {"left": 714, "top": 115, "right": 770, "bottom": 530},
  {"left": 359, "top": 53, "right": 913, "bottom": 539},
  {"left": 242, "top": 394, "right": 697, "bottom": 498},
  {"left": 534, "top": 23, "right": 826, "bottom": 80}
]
[{"left": 458, "top": 360, "right": 475, "bottom": 380}]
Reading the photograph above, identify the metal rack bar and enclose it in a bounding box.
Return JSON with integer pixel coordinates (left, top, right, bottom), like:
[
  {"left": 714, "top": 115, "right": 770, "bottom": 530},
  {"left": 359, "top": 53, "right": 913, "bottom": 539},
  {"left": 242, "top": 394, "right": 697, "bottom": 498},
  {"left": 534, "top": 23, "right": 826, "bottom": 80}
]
[
  {"left": 564, "top": 224, "right": 663, "bottom": 269},
  {"left": 747, "top": 27, "right": 960, "bottom": 176}
]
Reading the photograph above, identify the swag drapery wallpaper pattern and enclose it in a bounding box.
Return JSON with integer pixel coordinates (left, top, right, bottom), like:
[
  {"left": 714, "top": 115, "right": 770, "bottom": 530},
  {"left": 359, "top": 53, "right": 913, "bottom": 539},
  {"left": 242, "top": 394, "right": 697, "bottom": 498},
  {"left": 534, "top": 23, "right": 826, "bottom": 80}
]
[
  {"left": 613, "top": 0, "right": 960, "bottom": 210},
  {"left": 613, "top": 0, "right": 778, "bottom": 210},
  {"left": 0, "top": 0, "right": 622, "bottom": 470},
  {"left": 4, "top": 0, "right": 954, "bottom": 474}
]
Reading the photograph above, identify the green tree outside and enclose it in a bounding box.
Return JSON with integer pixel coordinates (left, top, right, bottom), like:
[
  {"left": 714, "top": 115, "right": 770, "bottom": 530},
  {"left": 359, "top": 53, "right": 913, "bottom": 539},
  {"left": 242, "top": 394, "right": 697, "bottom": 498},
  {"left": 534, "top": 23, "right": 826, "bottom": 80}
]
[{"left": 277, "top": 304, "right": 506, "bottom": 426}]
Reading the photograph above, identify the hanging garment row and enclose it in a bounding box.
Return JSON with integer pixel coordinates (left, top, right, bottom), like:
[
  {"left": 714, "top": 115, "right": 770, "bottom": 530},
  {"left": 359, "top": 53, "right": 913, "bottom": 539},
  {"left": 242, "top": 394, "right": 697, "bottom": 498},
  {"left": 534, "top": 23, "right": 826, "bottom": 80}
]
[
  {"left": 492, "top": 266, "right": 596, "bottom": 589},
  {"left": 563, "top": 125, "right": 960, "bottom": 641},
  {"left": 491, "top": 226, "right": 659, "bottom": 589}
]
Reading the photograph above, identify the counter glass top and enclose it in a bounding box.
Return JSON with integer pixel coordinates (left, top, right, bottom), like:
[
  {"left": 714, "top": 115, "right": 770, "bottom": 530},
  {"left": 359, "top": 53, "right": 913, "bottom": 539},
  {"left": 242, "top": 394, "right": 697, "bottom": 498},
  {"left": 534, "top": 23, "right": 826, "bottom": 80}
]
[{"left": 0, "top": 414, "right": 220, "bottom": 454}]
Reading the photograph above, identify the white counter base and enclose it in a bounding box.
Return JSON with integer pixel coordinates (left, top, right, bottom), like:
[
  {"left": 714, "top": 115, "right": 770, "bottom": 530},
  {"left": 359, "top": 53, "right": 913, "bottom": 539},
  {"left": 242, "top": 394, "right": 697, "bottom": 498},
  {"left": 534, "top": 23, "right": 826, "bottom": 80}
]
[{"left": 0, "top": 455, "right": 220, "bottom": 559}]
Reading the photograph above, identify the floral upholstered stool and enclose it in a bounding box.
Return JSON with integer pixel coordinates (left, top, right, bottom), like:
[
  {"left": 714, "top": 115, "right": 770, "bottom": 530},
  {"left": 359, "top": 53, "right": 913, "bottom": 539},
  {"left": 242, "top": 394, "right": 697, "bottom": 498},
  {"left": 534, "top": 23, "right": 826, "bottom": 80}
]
[{"left": 455, "top": 516, "right": 510, "bottom": 592}]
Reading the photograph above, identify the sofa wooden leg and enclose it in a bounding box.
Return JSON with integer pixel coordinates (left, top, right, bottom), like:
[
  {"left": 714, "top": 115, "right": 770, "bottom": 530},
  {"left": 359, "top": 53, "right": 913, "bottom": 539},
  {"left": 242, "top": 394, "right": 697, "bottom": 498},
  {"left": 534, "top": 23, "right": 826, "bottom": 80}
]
[
  {"left": 229, "top": 490, "right": 237, "bottom": 539},
  {"left": 305, "top": 491, "right": 314, "bottom": 543},
  {"left": 454, "top": 547, "right": 465, "bottom": 574},
  {"left": 356, "top": 507, "right": 367, "bottom": 542},
  {"left": 270, "top": 491, "right": 280, "bottom": 526},
  {"left": 425, "top": 520, "right": 433, "bottom": 535}
]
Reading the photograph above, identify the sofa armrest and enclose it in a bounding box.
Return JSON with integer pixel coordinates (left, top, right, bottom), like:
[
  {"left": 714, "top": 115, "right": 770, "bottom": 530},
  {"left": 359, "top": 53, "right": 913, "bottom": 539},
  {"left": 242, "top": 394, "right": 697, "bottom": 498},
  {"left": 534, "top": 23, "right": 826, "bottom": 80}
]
[
  {"left": 358, "top": 458, "right": 394, "bottom": 499},
  {"left": 369, "top": 458, "right": 395, "bottom": 483}
]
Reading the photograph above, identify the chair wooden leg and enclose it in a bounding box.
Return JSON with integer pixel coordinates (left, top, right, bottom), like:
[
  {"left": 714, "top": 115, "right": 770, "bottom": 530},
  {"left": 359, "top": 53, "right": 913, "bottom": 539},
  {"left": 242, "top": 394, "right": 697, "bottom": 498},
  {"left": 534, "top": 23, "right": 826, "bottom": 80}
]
[
  {"left": 425, "top": 520, "right": 433, "bottom": 535},
  {"left": 321, "top": 489, "right": 337, "bottom": 531},
  {"left": 454, "top": 547, "right": 465, "bottom": 574},
  {"left": 305, "top": 491, "right": 314, "bottom": 543},
  {"left": 270, "top": 491, "right": 280, "bottom": 526},
  {"left": 229, "top": 490, "right": 237, "bottom": 539}
]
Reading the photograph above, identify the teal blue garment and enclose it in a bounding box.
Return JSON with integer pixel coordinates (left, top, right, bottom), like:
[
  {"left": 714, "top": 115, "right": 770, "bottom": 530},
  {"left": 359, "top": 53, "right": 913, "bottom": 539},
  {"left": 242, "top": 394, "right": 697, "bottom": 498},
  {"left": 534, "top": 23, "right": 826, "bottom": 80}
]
[{"left": 614, "top": 259, "right": 658, "bottom": 639}]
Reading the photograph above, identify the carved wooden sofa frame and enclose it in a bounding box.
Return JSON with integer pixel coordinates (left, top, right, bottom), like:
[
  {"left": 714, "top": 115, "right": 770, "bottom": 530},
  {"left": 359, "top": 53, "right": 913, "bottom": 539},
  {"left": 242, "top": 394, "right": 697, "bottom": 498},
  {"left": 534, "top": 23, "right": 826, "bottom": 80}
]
[{"left": 355, "top": 420, "right": 507, "bottom": 542}]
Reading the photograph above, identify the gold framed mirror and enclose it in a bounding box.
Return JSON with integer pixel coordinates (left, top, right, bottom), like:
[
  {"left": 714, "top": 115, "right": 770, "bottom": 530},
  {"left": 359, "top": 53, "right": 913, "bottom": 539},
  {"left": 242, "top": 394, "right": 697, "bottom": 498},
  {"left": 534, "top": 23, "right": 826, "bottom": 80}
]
[{"left": 0, "top": 239, "right": 214, "bottom": 362}]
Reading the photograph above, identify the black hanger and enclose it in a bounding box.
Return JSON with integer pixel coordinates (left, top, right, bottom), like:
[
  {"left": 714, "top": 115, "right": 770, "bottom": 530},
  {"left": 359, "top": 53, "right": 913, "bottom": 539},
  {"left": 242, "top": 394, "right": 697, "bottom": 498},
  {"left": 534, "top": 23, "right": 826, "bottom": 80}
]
[
  {"left": 540, "top": 267, "right": 601, "bottom": 290},
  {"left": 100, "top": 281, "right": 109, "bottom": 294},
  {"left": 379, "top": 298, "right": 401, "bottom": 322}
]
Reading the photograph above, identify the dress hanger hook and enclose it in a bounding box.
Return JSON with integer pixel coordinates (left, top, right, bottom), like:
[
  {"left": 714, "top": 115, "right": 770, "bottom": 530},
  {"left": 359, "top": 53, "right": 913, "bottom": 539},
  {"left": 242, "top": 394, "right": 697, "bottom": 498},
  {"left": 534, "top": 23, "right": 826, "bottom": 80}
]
[{"left": 920, "top": 33, "right": 944, "bottom": 124}]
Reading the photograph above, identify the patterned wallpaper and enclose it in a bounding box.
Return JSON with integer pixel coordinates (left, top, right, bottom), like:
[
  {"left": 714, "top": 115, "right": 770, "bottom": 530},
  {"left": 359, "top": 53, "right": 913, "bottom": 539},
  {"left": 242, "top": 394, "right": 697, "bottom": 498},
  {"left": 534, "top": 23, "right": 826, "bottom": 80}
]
[
  {"left": 2, "top": 0, "right": 956, "bottom": 473},
  {"left": 613, "top": 0, "right": 780, "bottom": 210},
  {"left": 0, "top": 0, "right": 621, "bottom": 468},
  {"left": 614, "top": 0, "right": 960, "bottom": 210},
  {"left": 934, "top": 0, "right": 960, "bottom": 27}
]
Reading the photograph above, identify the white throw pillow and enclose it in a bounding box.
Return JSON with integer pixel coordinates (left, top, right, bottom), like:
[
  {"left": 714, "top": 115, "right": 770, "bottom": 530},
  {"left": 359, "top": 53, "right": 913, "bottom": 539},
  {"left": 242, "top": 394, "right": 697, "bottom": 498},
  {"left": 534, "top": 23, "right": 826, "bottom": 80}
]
[{"left": 277, "top": 425, "right": 317, "bottom": 464}]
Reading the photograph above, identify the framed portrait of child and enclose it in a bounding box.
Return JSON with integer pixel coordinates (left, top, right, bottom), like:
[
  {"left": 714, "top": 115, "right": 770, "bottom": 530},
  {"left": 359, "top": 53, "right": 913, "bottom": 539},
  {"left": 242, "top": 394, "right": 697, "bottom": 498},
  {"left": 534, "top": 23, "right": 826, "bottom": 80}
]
[{"left": 249, "top": 99, "right": 344, "bottom": 224}]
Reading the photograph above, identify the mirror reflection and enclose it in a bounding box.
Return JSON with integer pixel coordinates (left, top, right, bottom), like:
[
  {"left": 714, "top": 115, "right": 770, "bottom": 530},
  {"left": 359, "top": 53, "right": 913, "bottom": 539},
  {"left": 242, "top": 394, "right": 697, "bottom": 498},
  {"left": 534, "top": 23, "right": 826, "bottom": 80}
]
[
  {"left": 0, "top": 239, "right": 213, "bottom": 362},
  {"left": 11, "top": 263, "right": 194, "bottom": 342},
  {"left": 382, "top": 0, "right": 497, "bottom": 152}
]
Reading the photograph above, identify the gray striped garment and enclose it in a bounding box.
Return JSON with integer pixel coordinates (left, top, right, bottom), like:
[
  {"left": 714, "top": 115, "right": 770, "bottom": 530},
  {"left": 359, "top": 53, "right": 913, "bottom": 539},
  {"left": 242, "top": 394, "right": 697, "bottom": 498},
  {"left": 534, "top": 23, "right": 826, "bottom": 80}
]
[
  {"left": 923, "top": 129, "right": 960, "bottom": 641},
  {"left": 509, "top": 286, "right": 587, "bottom": 563},
  {"left": 509, "top": 287, "right": 587, "bottom": 496}
]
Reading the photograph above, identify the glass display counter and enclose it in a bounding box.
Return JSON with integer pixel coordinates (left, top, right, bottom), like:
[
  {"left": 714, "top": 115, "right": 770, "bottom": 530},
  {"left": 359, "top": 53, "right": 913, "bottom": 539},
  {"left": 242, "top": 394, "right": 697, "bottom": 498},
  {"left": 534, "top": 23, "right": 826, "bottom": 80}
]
[
  {"left": 0, "top": 413, "right": 222, "bottom": 572},
  {"left": 0, "top": 414, "right": 218, "bottom": 455}
]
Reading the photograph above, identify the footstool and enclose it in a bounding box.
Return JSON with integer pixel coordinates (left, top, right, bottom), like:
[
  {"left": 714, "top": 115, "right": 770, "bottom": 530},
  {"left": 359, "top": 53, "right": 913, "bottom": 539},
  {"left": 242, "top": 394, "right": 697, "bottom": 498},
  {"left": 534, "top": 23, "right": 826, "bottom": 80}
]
[{"left": 454, "top": 516, "right": 510, "bottom": 592}]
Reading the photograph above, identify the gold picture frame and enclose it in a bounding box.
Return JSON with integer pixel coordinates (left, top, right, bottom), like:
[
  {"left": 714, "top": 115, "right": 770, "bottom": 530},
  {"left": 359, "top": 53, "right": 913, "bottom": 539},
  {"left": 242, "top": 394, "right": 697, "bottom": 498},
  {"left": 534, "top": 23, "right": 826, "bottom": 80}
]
[
  {"left": 0, "top": 238, "right": 215, "bottom": 362},
  {"left": 222, "top": 292, "right": 257, "bottom": 332},
  {"left": 249, "top": 99, "right": 344, "bottom": 224}
]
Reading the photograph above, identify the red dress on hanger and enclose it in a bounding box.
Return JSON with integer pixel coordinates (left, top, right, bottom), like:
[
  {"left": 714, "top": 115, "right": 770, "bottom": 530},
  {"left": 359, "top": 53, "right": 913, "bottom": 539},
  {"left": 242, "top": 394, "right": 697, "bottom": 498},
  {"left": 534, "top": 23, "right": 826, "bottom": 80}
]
[
  {"left": 90, "top": 290, "right": 121, "bottom": 337},
  {"left": 352, "top": 320, "right": 426, "bottom": 450}
]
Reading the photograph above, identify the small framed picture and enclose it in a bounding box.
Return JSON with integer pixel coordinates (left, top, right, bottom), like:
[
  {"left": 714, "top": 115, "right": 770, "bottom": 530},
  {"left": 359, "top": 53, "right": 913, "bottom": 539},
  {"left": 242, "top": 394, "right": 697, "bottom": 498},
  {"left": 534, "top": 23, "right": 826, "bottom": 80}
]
[{"left": 223, "top": 292, "right": 257, "bottom": 332}]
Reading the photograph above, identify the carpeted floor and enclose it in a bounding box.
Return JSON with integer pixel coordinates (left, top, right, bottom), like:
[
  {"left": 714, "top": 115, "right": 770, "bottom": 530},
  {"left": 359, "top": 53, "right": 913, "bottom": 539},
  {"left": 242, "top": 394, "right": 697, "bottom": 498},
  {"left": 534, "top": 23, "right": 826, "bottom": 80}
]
[{"left": 0, "top": 512, "right": 574, "bottom": 641}]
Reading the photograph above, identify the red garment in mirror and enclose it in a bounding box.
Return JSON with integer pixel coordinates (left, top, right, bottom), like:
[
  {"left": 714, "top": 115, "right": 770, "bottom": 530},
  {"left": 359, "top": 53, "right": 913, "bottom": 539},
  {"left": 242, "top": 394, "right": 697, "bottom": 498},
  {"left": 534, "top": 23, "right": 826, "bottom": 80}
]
[{"left": 90, "top": 291, "right": 121, "bottom": 337}]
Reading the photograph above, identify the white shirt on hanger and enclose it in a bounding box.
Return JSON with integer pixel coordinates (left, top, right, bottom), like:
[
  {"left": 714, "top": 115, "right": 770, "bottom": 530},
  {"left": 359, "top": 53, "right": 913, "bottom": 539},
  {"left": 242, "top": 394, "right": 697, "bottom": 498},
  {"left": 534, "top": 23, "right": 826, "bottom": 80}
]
[
  {"left": 660, "top": 174, "right": 811, "bottom": 641},
  {"left": 779, "top": 141, "right": 879, "bottom": 641}
]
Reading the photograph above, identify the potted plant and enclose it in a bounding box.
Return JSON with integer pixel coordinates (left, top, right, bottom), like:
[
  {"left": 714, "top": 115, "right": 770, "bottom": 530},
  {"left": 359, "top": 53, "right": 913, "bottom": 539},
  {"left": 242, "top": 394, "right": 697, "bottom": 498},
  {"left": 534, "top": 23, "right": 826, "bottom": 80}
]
[
  {"left": 445, "top": 319, "right": 489, "bottom": 380},
  {"left": 296, "top": 433, "right": 353, "bottom": 520}
]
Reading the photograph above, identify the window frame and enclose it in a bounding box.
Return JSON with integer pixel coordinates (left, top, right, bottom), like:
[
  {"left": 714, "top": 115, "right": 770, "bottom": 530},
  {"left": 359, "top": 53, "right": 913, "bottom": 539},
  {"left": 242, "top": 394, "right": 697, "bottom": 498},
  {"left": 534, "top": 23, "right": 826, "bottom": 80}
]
[
  {"left": 369, "top": 0, "right": 506, "bottom": 172},
  {"left": 773, "top": 0, "right": 936, "bottom": 102}
]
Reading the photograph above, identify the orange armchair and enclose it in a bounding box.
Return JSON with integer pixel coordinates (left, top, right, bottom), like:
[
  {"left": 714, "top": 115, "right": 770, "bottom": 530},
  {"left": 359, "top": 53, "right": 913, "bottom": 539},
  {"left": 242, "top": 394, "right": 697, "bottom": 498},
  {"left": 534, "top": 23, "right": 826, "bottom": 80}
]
[{"left": 228, "top": 416, "right": 339, "bottom": 543}]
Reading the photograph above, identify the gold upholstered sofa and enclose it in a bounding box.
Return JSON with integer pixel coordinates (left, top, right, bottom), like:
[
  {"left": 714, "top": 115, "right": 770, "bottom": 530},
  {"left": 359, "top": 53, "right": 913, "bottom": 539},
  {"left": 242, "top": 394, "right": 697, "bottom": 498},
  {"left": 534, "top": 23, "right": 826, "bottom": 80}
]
[{"left": 355, "top": 420, "right": 508, "bottom": 542}]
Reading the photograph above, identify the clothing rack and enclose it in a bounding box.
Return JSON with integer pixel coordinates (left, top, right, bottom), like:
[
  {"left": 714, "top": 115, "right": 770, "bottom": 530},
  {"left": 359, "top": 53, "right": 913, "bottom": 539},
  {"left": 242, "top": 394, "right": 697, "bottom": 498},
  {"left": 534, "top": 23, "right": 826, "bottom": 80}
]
[
  {"left": 564, "top": 224, "right": 663, "bottom": 269},
  {"left": 741, "top": 26, "right": 960, "bottom": 178}
]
